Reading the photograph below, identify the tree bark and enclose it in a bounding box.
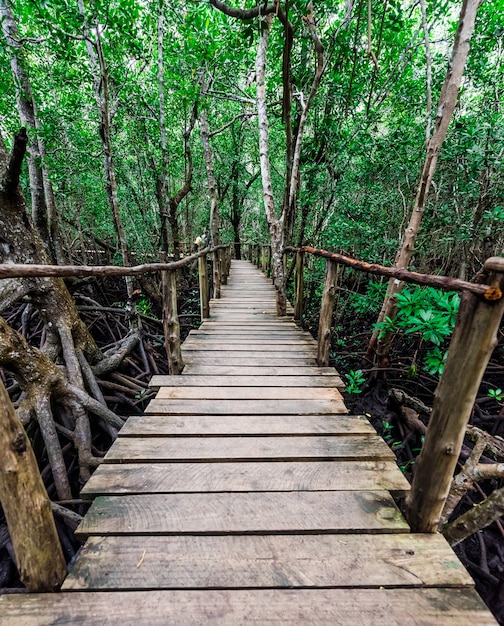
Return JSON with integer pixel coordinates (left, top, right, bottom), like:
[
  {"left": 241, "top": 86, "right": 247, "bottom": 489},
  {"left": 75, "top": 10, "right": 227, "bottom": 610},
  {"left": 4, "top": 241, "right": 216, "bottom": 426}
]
[{"left": 0, "top": 377, "right": 67, "bottom": 591}]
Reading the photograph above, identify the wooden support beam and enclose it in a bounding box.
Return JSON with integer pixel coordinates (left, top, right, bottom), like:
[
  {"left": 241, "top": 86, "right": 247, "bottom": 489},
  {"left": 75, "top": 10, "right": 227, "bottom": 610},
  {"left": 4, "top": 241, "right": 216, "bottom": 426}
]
[
  {"left": 406, "top": 257, "right": 504, "bottom": 532},
  {"left": 198, "top": 253, "right": 210, "bottom": 320},
  {"left": 212, "top": 249, "right": 221, "bottom": 299},
  {"left": 162, "top": 269, "right": 184, "bottom": 374},
  {"left": 316, "top": 259, "right": 338, "bottom": 367},
  {"left": 0, "top": 379, "right": 66, "bottom": 591},
  {"left": 294, "top": 250, "right": 304, "bottom": 322}
]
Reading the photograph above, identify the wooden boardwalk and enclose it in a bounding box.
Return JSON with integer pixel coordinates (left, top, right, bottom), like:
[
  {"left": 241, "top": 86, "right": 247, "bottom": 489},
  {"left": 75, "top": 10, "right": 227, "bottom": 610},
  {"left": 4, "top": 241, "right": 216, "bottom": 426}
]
[{"left": 0, "top": 260, "right": 496, "bottom": 624}]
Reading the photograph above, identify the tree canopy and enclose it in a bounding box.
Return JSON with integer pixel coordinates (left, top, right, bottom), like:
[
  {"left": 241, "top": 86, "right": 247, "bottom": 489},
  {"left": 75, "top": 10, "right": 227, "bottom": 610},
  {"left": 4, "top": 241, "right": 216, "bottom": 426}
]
[{"left": 0, "top": 0, "right": 500, "bottom": 273}]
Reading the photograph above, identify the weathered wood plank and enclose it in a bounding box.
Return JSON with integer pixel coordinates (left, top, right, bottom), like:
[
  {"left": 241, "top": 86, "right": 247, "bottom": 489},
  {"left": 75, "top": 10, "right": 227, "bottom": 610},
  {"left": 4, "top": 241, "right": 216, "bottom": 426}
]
[
  {"left": 80, "top": 460, "right": 410, "bottom": 497},
  {"left": 154, "top": 386, "right": 343, "bottom": 400},
  {"left": 182, "top": 343, "right": 317, "bottom": 352},
  {"left": 149, "top": 375, "right": 343, "bottom": 388},
  {"left": 144, "top": 398, "right": 348, "bottom": 415},
  {"left": 119, "top": 414, "right": 373, "bottom": 436},
  {"left": 75, "top": 492, "right": 407, "bottom": 538},
  {"left": 181, "top": 356, "right": 316, "bottom": 366},
  {"left": 0, "top": 589, "right": 496, "bottom": 625},
  {"left": 64, "top": 534, "right": 481, "bottom": 590},
  {"left": 104, "top": 435, "right": 394, "bottom": 462},
  {"left": 181, "top": 366, "right": 340, "bottom": 376}
]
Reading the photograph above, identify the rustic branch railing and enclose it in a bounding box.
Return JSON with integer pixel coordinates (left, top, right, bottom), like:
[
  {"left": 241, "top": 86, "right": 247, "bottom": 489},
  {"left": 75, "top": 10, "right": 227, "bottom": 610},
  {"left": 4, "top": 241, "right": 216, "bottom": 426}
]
[
  {"left": 0, "top": 243, "right": 233, "bottom": 377},
  {"left": 280, "top": 244, "right": 504, "bottom": 534}
]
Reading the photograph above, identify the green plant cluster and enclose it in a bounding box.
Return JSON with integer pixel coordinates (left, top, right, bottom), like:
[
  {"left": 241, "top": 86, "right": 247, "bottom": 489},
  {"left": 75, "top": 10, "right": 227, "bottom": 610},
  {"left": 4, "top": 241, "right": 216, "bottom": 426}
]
[{"left": 374, "top": 286, "right": 460, "bottom": 377}]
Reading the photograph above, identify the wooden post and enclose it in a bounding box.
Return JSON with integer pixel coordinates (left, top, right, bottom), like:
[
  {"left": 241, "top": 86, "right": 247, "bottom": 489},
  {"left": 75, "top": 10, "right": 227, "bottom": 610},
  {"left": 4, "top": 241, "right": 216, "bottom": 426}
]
[
  {"left": 0, "top": 379, "right": 66, "bottom": 591},
  {"left": 220, "top": 248, "right": 228, "bottom": 285},
  {"left": 162, "top": 268, "right": 184, "bottom": 374},
  {"left": 198, "top": 252, "right": 210, "bottom": 320},
  {"left": 406, "top": 257, "right": 504, "bottom": 532},
  {"left": 212, "top": 249, "right": 221, "bottom": 299},
  {"left": 294, "top": 250, "right": 304, "bottom": 322},
  {"left": 267, "top": 245, "right": 272, "bottom": 278},
  {"left": 316, "top": 259, "right": 338, "bottom": 366}
]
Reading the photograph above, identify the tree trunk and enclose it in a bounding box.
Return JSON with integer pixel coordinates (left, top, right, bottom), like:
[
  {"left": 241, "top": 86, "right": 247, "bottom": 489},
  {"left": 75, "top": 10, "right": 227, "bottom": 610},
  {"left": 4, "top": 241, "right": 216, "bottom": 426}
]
[
  {"left": 77, "top": 0, "right": 135, "bottom": 301},
  {"left": 0, "top": 377, "right": 67, "bottom": 591},
  {"left": 0, "top": 0, "right": 53, "bottom": 254},
  {"left": 200, "top": 72, "right": 221, "bottom": 299},
  {"left": 367, "top": 0, "right": 483, "bottom": 366}
]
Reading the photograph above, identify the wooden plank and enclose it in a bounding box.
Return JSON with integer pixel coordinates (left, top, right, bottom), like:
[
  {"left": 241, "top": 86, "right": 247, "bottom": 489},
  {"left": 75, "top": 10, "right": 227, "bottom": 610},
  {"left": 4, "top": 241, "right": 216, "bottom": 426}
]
[
  {"left": 181, "top": 357, "right": 316, "bottom": 366},
  {"left": 80, "top": 460, "right": 410, "bottom": 497},
  {"left": 182, "top": 343, "right": 317, "bottom": 353},
  {"left": 104, "top": 435, "right": 395, "bottom": 462},
  {"left": 119, "top": 414, "right": 374, "bottom": 436},
  {"left": 154, "top": 387, "right": 343, "bottom": 400},
  {"left": 144, "top": 398, "right": 348, "bottom": 415},
  {"left": 181, "top": 366, "right": 340, "bottom": 376},
  {"left": 200, "top": 322, "right": 299, "bottom": 328},
  {"left": 0, "top": 589, "right": 496, "bottom": 625},
  {"left": 75, "top": 492, "right": 408, "bottom": 538},
  {"left": 149, "top": 375, "right": 343, "bottom": 388},
  {"left": 63, "top": 534, "right": 483, "bottom": 590}
]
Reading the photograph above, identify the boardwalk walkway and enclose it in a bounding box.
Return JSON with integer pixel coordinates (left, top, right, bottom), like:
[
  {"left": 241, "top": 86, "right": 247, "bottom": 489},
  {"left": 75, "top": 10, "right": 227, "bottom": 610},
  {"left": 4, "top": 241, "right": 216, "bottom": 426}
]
[{"left": 0, "top": 260, "right": 496, "bottom": 624}]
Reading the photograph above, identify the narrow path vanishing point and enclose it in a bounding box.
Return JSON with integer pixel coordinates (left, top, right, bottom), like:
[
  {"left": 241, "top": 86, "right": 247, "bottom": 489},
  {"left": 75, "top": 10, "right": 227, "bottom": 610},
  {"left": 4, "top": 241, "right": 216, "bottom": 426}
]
[{"left": 0, "top": 260, "right": 497, "bottom": 624}]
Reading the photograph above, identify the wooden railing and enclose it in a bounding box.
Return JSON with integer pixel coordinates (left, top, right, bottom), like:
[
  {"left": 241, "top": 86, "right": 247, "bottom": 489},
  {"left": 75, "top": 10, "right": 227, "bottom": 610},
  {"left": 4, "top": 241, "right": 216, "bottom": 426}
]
[
  {"left": 0, "top": 243, "right": 234, "bottom": 377},
  {"left": 248, "top": 242, "right": 504, "bottom": 535}
]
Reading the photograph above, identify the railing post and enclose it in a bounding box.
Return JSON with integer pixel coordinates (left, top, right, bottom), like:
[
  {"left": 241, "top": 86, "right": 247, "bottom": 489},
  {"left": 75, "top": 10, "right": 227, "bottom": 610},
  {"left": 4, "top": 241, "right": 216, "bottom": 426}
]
[
  {"left": 212, "top": 249, "right": 221, "bottom": 299},
  {"left": 294, "top": 250, "right": 304, "bottom": 322},
  {"left": 261, "top": 245, "right": 268, "bottom": 274},
  {"left": 406, "top": 257, "right": 504, "bottom": 533},
  {"left": 267, "top": 245, "right": 272, "bottom": 278},
  {"left": 0, "top": 378, "right": 66, "bottom": 591},
  {"left": 198, "top": 251, "right": 210, "bottom": 320},
  {"left": 220, "top": 248, "right": 228, "bottom": 285},
  {"left": 316, "top": 258, "right": 338, "bottom": 366},
  {"left": 162, "top": 268, "right": 184, "bottom": 374}
]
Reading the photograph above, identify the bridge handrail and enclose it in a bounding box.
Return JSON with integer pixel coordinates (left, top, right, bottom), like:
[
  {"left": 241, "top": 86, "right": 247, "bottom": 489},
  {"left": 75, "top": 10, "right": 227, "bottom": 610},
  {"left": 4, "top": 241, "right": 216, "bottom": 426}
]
[{"left": 248, "top": 243, "right": 504, "bottom": 537}]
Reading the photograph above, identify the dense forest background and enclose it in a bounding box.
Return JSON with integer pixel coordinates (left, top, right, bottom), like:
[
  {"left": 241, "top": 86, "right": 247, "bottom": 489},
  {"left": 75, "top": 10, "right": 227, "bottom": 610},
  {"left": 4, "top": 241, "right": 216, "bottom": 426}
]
[{"left": 0, "top": 0, "right": 503, "bottom": 621}]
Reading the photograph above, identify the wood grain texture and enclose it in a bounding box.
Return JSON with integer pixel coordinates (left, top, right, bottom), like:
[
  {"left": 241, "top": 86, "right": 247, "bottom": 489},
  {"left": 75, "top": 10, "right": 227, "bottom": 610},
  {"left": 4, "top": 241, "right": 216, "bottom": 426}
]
[
  {"left": 154, "top": 386, "right": 343, "bottom": 400},
  {"left": 181, "top": 365, "right": 340, "bottom": 377},
  {"left": 104, "top": 435, "right": 395, "bottom": 463},
  {"left": 0, "top": 589, "right": 496, "bottom": 625},
  {"left": 149, "top": 375, "right": 343, "bottom": 388},
  {"left": 80, "top": 460, "right": 410, "bottom": 497},
  {"left": 118, "top": 414, "right": 374, "bottom": 436},
  {"left": 182, "top": 343, "right": 317, "bottom": 353},
  {"left": 75, "top": 492, "right": 407, "bottom": 537},
  {"left": 64, "top": 534, "right": 478, "bottom": 590},
  {"left": 144, "top": 398, "right": 348, "bottom": 415},
  {"left": 181, "top": 356, "right": 316, "bottom": 366}
]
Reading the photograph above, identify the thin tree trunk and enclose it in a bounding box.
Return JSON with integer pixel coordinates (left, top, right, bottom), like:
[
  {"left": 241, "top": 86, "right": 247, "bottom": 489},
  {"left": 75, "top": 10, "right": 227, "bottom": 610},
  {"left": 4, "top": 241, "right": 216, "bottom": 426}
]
[
  {"left": 77, "top": 0, "right": 134, "bottom": 300},
  {"left": 256, "top": 13, "right": 287, "bottom": 315},
  {"left": 199, "top": 72, "right": 221, "bottom": 299},
  {"left": 366, "top": 0, "right": 483, "bottom": 365}
]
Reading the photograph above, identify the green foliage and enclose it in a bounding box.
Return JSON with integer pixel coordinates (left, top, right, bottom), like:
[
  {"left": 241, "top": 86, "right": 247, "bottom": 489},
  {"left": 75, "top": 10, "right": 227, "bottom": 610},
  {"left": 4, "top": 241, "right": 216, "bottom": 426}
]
[
  {"left": 344, "top": 369, "right": 366, "bottom": 395},
  {"left": 374, "top": 286, "right": 460, "bottom": 348},
  {"left": 487, "top": 388, "right": 504, "bottom": 402},
  {"left": 424, "top": 347, "right": 448, "bottom": 377}
]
